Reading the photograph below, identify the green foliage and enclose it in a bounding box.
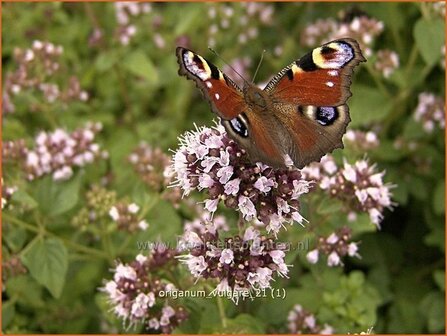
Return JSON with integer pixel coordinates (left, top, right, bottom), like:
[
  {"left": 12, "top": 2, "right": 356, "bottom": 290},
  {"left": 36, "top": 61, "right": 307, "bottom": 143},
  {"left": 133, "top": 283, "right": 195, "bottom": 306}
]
[
  {"left": 414, "top": 19, "right": 445, "bottom": 66},
  {"left": 2, "top": 2, "right": 445, "bottom": 334},
  {"left": 21, "top": 238, "right": 68, "bottom": 298}
]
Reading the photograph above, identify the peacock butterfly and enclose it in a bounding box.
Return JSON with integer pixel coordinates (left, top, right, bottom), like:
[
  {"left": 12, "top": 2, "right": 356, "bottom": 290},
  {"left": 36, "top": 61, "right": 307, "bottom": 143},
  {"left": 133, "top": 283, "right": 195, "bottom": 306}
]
[{"left": 176, "top": 38, "right": 365, "bottom": 168}]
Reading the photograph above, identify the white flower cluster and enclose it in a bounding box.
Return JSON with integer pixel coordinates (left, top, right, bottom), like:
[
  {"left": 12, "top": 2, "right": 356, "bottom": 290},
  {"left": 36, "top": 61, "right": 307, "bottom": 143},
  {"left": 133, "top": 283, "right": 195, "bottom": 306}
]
[
  {"left": 24, "top": 123, "right": 106, "bottom": 181},
  {"left": 287, "top": 304, "right": 334, "bottom": 334},
  {"left": 374, "top": 49, "right": 400, "bottom": 78},
  {"left": 302, "top": 156, "right": 393, "bottom": 227},
  {"left": 4, "top": 40, "right": 88, "bottom": 112},
  {"left": 306, "top": 227, "right": 360, "bottom": 267},
  {"left": 1, "top": 181, "right": 17, "bottom": 209},
  {"left": 109, "top": 202, "right": 149, "bottom": 232},
  {"left": 207, "top": 3, "right": 274, "bottom": 47},
  {"left": 414, "top": 92, "right": 445, "bottom": 133},
  {"left": 171, "top": 123, "right": 310, "bottom": 236},
  {"left": 103, "top": 254, "right": 187, "bottom": 332},
  {"left": 178, "top": 226, "right": 289, "bottom": 295},
  {"left": 114, "top": 2, "right": 151, "bottom": 45},
  {"left": 301, "top": 15, "right": 384, "bottom": 57},
  {"left": 344, "top": 130, "right": 380, "bottom": 151},
  {"left": 183, "top": 205, "right": 229, "bottom": 237}
]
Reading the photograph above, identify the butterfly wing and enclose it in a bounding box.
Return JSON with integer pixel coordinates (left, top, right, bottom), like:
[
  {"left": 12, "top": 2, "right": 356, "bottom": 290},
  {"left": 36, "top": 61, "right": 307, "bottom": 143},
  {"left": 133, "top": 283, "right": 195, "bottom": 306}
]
[
  {"left": 264, "top": 38, "right": 365, "bottom": 106},
  {"left": 176, "top": 47, "right": 245, "bottom": 120},
  {"left": 177, "top": 40, "right": 365, "bottom": 169},
  {"left": 177, "top": 47, "right": 285, "bottom": 165},
  {"left": 273, "top": 103, "right": 351, "bottom": 168},
  {"left": 263, "top": 38, "right": 365, "bottom": 168}
]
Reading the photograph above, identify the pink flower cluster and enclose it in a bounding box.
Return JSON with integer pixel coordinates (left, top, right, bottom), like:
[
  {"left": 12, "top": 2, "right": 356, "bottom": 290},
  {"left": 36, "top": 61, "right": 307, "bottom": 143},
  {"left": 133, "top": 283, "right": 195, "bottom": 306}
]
[
  {"left": 3, "top": 40, "right": 88, "bottom": 113},
  {"left": 103, "top": 251, "right": 187, "bottom": 333},
  {"left": 109, "top": 202, "right": 149, "bottom": 232},
  {"left": 301, "top": 155, "right": 393, "bottom": 227},
  {"left": 288, "top": 304, "right": 334, "bottom": 334},
  {"left": 374, "top": 49, "right": 400, "bottom": 78},
  {"left": 301, "top": 13, "right": 384, "bottom": 57},
  {"left": 114, "top": 2, "right": 152, "bottom": 45},
  {"left": 207, "top": 3, "right": 274, "bottom": 47},
  {"left": 178, "top": 227, "right": 289, "bottom": 295},
  {"left": 129, "top": 142, "right": 182, "bottom": 207},
  {"left": 306, "top": 226, "right": 360, "bottom": 267},
  {"left": 414, "top": 92, "right": 445, "bottom": 133},
  {"left": 183, "top": 204, "right": 229, "bottom": 235},
  {"left": 344, "top": 129, "right": 380, "bottom": 151},
  {"left": 171, "top": 124, "right": 310, "bottom": 235},
  {"left": 1, "top": 181, "right": 17, "bottom": 209},
  {"left": 23, "top": 123, "right": 107, "bottom": 181}
]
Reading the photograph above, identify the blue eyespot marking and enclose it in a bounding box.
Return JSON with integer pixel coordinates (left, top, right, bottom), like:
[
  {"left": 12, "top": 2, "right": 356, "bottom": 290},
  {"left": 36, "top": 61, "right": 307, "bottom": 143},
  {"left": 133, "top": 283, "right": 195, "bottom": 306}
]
[
  {"left": 316, "top": 106, "right": 338, "bottom": 126},
  {"left": 230, "top": 116, "right": 248, "bottom": 137}
]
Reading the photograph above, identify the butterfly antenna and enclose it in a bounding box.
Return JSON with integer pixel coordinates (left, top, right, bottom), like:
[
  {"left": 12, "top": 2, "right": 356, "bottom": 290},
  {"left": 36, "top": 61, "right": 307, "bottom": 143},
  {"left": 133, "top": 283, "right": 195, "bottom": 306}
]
[
  {"left": 208, "top": 47, "right": 248, "bottom": 84},
  {"left": 252, "top": 49, "right": 266, "bottom": 84}
]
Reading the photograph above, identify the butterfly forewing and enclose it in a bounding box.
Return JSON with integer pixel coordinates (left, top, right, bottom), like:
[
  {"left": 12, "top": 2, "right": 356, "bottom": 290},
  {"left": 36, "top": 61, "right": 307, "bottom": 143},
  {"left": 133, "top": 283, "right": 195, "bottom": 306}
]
[
  {"left": 262, "top": 38, "right": 364, "bottom": 168},
  {"left": 264, "top": 38, "right": 365, "bottom": 107},
  {"left": 176, "top": 47, "right": 245, "bottom": 120}
]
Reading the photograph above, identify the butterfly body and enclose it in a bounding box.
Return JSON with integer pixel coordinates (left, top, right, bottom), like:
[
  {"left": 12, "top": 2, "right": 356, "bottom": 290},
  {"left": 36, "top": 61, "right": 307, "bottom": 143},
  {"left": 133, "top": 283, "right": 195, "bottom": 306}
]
[{"left": 177, "top": 38, "right": 365, "bottom": 168}]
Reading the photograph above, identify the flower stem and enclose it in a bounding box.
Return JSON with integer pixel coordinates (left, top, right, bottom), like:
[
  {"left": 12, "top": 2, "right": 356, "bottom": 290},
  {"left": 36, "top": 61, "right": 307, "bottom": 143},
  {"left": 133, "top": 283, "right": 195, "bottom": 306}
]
[
  {"left": 100, "top": 219, "right": 114, "bottom": 259},
  {"left": 237, "top": 212, "right": 245, "bottom": 236},
  {"left": 117, "top": 196, "right": 159, "bottom": 255},
  {"left": 364, "top": 61, "right": 390, "bottom": 99},
  {"left": 216, "top": 295, "right": 228, "bottom": 329},
  {"left": 4, "top": 213, "right": 109, "bottom": 260}
]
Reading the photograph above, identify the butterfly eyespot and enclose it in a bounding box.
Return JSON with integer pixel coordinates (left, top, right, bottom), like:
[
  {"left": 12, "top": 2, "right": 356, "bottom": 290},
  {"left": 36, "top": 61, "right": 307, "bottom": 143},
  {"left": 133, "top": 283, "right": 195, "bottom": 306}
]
[
  {"left": 316, "top": 106, "right": 339, "bottom": 126},
  {"left": 321, "top": 45, "right": 336, "bottom": 55},
  {"left": 229, "top": 115, "right": 248, "bottom": 138}
]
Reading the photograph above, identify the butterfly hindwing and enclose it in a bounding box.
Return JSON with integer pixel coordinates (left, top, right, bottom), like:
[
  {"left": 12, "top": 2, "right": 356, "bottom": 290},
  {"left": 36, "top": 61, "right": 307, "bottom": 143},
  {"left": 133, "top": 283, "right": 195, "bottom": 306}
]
[
  {"left": 176, "top": 47, "right": 245, "bottom": 120},
  {"left": 273, "top": 103, "right": 351, "bottom": 168},
  {"left": 264, "top": 38, "right": 365, "bottom": 107},
  {"left": 259, "top": 38, "right": 364, "bottom": 168}
]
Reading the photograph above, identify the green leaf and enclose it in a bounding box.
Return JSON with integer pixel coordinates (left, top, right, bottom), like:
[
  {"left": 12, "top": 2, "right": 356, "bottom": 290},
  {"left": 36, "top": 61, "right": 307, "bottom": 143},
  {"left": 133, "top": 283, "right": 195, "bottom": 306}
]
[
  {"left": 424, "top": 226, "right": 445, "bottom": 251},
  {"left": 420, "top": 291, "right": 445, "bottom": 332},
  {"left": 414, "top": 18, "right": 445, "bottom": 65},
  {"left": 2, "top": 300, "right": 15, "bottom": 329},
  {"left": 387, "top": 267, "right": 433, "bottom": 332},
  {"left": 123, "top": 51, "right": 158, "bottom": 85},
  {"left": 349, "top": 85, "right": 392, "bottom": 127},
  {"left": 146, "top": 199, "right": 182, "bottom": 244},
  {"left": 372, "top": 140, "right": 407, "bottom": 162},
  {"left": 257, "top": 287, "right": 319, "bottom": 324},
  {"left": 95, "top": 51, "right": 118, "bottom": 72},
  {"left": 402, "top": 118, "right": 426, "bottom": 140},
  {"left": 174, "top": 5, "right": 203, "bottom": 35},
  {"left": 3, "top": 119, "right": 27, "bottom": 139},
  {"left": 349, "top": 213, "right": 377, "bottom": 236},
  {"left": 407, "top": 177, "right": 428, "bottom": 200},
  {"left": 34, "top": 173, "right": 82, "bottom": 217},
  {"left": 21, "top": 238, "right": 68, "bottom": 298},
  {"left": 5, "top": 275, "right": 44, "bottom": 308},
  {"left": 316, "top": 196, "right": 343, "bottom": 215},
  {"left": 433, "top": 270, "right": 445, "bottom": 291},
  {"left": 223, "top": 314, "right": 266, "bottom": 334},
  {"left": 195, "top": 300, "right": 222, "bottom": 334},
  {"left": 11, "top": 189, "right": 38, "bottom": 210},
  {"left": 3, "top": 225, "right": 28, "bottom": 252},
  {"left": 433, "top": 180, "right": 445, "bottom": 215}
]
